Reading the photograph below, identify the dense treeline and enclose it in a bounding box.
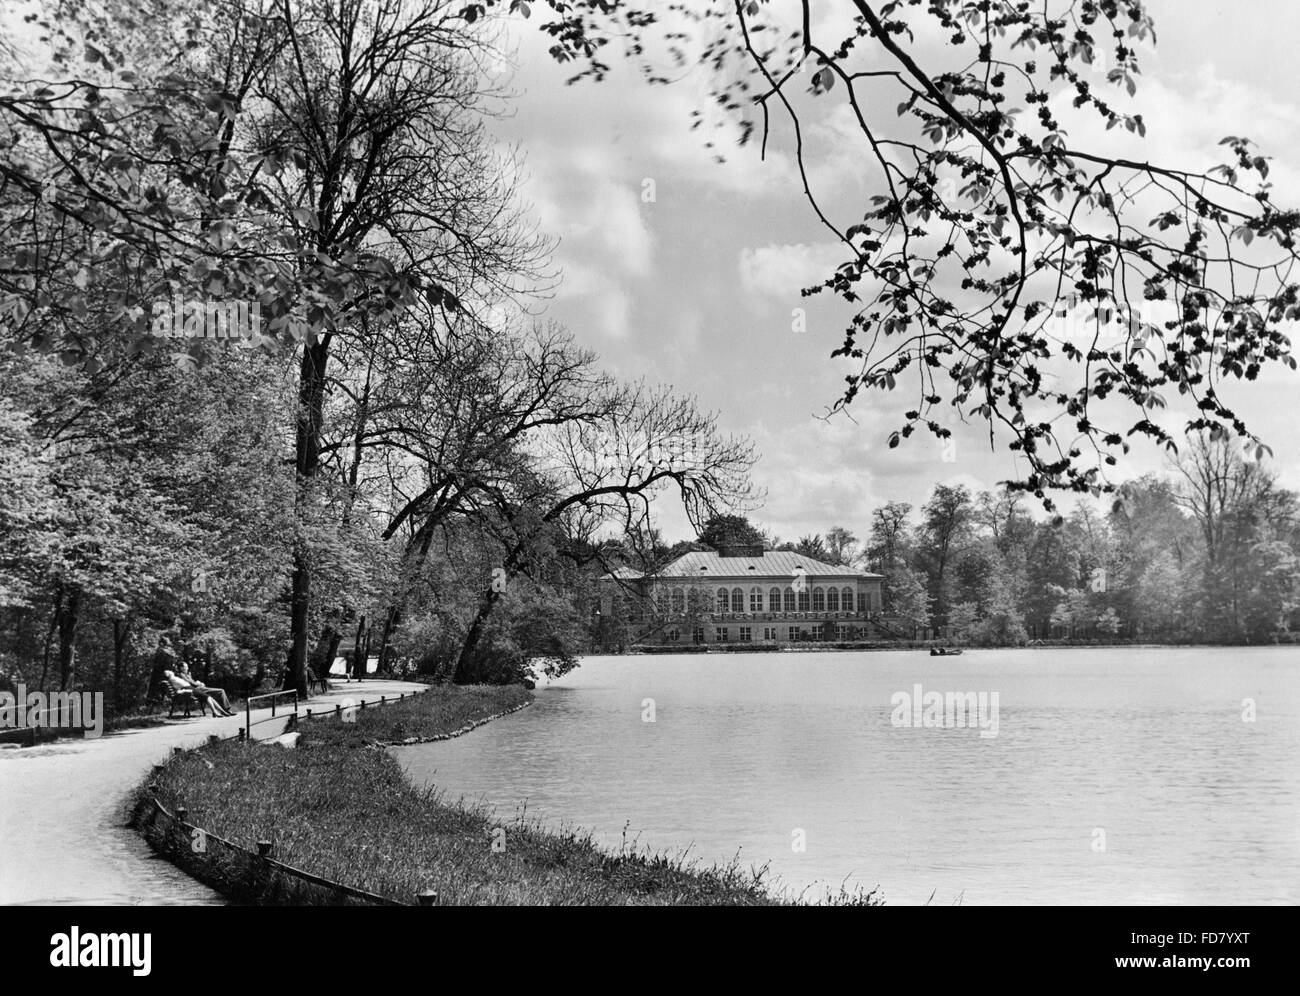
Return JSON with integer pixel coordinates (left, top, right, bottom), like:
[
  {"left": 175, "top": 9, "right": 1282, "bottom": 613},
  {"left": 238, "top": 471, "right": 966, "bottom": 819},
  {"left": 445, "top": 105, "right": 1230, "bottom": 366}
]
[
  {"left": 618, "top": 435, "right": 1300, "bottom": 647},
  {"left": 0, "top": 0, "right": 754, "bottom": 714}
]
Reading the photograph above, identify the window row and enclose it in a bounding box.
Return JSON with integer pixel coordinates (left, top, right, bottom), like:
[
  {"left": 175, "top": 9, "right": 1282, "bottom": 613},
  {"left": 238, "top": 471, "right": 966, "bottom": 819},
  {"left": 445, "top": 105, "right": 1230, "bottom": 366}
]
[{"left": 630, "top": 585, "right": 868, "bottom": 615}]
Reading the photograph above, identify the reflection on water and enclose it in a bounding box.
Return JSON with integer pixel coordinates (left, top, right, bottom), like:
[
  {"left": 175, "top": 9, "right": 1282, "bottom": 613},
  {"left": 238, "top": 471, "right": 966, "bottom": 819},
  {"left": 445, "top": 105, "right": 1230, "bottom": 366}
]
[{"left": 398, "top": 647, "right": 1300, "bottom": 904}]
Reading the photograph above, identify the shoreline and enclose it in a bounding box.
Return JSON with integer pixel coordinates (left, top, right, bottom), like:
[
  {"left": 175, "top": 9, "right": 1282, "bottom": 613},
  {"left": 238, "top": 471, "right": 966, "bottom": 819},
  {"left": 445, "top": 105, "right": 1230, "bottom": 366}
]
[
  {"left": 128, "top": 684, "right": 880, "bottom": 906},
  {"left": 618, "top": 639, "right": 1297, "bottom": 655},
  {"left": 376, "top": 698, "right": 532, "bottom": 746}
]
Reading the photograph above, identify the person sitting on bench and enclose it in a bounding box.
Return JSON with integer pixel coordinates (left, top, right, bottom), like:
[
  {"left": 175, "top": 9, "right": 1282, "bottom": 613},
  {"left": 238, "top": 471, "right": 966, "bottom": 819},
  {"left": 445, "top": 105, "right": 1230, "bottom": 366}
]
[{"left": 172, "top": 666, "right": 235, "bottom": 717}]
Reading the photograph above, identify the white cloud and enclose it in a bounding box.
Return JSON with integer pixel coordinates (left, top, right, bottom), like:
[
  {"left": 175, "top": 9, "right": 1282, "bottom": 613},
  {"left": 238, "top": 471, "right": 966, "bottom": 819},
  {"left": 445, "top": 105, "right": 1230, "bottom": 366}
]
[{"left": 738, "top": 242, "right": 849, "bottom": 302}]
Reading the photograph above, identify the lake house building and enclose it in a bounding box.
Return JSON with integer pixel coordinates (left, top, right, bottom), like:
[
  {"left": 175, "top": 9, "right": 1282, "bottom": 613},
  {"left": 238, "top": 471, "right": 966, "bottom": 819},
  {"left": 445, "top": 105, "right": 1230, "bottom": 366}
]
[{"left": 596, "top": 545, "right": 887, "bottom": 649}]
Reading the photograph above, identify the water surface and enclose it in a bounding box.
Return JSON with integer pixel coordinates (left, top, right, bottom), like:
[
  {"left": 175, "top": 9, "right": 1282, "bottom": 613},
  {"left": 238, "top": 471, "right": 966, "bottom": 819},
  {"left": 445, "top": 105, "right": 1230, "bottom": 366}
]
[{"left": 397, "top": 647, "right": 1300, "bottom": 904}]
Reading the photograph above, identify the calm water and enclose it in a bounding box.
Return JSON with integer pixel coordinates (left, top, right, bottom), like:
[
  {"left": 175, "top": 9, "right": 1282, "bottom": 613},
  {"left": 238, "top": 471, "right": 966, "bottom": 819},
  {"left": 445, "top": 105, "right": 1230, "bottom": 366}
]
[{"left": 397, "top": 647, "right": 1300, "bottom": 904}]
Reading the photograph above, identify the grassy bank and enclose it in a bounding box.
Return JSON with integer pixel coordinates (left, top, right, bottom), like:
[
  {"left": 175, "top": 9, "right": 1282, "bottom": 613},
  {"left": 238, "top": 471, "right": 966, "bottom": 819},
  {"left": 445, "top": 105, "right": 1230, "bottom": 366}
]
[{"left": 132, "top": 684, "right": 881, "bottom": 905}]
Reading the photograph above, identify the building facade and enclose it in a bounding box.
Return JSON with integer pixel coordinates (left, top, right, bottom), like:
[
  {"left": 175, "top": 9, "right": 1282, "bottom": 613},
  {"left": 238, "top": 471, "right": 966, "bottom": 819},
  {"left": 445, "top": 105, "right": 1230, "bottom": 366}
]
[{"left": 597, "top": 546, "right": 887, "bottom": 648}]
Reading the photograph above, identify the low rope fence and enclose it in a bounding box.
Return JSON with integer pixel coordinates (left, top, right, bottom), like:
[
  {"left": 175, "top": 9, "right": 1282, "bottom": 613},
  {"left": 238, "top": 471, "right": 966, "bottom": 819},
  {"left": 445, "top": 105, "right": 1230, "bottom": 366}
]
[{"left": 140, "top": 687, "right": 440, "bottom": 906}]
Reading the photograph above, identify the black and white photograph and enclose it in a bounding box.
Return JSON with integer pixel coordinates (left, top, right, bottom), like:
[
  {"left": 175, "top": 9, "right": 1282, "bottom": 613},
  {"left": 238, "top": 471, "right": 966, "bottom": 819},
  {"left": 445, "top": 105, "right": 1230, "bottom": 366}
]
[{"left": 0, "top": 0, "right": 1291, "bottom": 962}]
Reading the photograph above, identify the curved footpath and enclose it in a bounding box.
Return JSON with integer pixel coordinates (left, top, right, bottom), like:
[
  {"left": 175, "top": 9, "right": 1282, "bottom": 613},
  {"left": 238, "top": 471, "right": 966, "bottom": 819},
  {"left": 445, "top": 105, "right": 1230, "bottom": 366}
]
[{"left": 0, "top": 679, "right": 427, "bottom": 905}]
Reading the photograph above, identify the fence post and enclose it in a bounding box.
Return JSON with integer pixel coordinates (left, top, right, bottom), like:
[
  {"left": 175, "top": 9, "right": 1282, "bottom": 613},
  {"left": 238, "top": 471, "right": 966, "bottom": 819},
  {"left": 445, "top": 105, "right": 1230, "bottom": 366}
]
[
  {"left": 257, "top": 840, "right": 273, "bottom": 859},
  {"left": 237, "top": 727, "right": 246, "bottom": 742},
  {"left": 245, "top": 698, "right": 250, "bottom": 741},
  {"left": 417, "top": 890, "right": 438, "bottom": 906},
  {"left": 335, "top": 704, "right": 341, "bottom": 720},
  {"left": 208, "top": 734, "right": 220, "bottom": 746}
]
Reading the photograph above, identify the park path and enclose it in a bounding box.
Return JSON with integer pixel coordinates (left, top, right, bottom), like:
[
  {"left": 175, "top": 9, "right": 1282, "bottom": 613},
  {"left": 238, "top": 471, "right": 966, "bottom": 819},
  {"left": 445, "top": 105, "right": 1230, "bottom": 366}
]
[{"left": 0, "top": 679, "right": 426, "bottom": 905}]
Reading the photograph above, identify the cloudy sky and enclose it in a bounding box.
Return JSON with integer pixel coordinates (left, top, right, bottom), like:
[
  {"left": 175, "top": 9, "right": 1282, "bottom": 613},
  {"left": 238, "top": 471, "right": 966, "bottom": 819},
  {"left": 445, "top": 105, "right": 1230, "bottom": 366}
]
[{"left": 490, "top": 1, "right": 1300, "bottom": 543}]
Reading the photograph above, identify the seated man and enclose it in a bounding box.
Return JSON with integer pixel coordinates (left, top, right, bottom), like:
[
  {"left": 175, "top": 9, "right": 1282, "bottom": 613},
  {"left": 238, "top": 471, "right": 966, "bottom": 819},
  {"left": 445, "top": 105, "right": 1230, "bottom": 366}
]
[
  {"left": 160, "top": 670, "right": 197, "bottom": 717},
  {"left": 175, "top": 665, "right": 236, "bottom": 717}
]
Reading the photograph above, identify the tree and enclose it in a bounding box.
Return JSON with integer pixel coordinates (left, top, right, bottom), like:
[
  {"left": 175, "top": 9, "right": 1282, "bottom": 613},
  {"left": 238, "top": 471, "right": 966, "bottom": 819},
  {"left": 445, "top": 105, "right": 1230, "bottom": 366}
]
[
  {"left": 866, "top": 502, "right": 912, "bottom": 600},
  {"left": 824, "top": 526, "right": 859, "bottom": 566},
  {"left": 886, "top": 563, "right": 931, "bottom": 635},
  {"left": 793, "top": 534, "right": 829, "bottom": 560},
  {"left": 1135, "top": 550, "right": 1183, "bottom": 638},
  {"left": 915, "top": 484, "right": 973, "bottom": 626},
  {"left": 947, "top": 601, "right": 979, "bottom": 643},
  {"left": 481, "top": 0, "right": 1300, "bottom": 504},
  {"left": 699, "top": 514, "right": 767, "bottom": 551}
]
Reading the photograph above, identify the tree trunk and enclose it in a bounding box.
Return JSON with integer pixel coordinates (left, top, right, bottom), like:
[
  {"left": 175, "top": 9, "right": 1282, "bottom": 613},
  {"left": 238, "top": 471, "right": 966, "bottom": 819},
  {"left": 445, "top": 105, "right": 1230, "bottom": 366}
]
[
  {"left": 39, "top": 586, "right": 62, "bottom": 691},
  {"left": 285, "top": 338, "right": 331, "bottom": 697},
  {"left": 452, "top": 588, "right": 503, "bottom": 683},
  {"left": 351, "top": 617, "right": 367, "bottom": 681},
  {"left": 377, "top": 605, "right": 398, "bottom": 674},
  {"left": 112, "top": 618, "right": 131, "bottom": 713},
  {"left": 57, "top": 587, "right": 81, "bottom": 690}
]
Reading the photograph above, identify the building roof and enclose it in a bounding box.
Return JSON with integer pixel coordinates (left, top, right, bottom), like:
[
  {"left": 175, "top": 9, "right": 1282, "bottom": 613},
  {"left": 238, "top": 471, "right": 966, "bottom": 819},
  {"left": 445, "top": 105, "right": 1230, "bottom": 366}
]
[
  {"left": 598, "top": 566, "right": 645, "bottom": 582},
  {"left": 647, "top": 550, "right": 881, "bottom": 580}
]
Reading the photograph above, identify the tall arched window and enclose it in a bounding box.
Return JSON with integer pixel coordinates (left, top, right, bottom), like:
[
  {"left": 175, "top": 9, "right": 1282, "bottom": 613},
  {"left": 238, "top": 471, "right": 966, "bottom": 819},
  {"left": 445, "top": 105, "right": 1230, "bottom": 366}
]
[
  {"left": 769, "top": 588, "right": 782, "bottom": 613},
  {"left": 671, "top": 588, "right": 684, "bottom": 616},
  {"left": 717, "top": 587, "right": 729, "bottom": 613},
  {"left": 731, "top": 587, "right": 744, "bottom": 613},
  {"left": 857, "top": 591, "right": 868, "bottom": 613},
  {"left": 797, "top": 588, "right": 810, "bottom": 612},
  {"left": 827, "top": 588, "right": 840, "bottom": 612},
  {"left": 687, "top": 587, "right": 701, "bottom": 614},
  {"left": 611, "top": 592, "right": 624, "bottom": 618},
  {"left": 750, "top": 587, "right": 762, "bottom": 612},
  {"left": 655, "top": 588, "right": 668, "bottom": 616},
  {"left": 812, "top": 587, "right": 825, "bottom": 612},
  {"left": 842, "top": 587, "right": 854, "bottom": 613},
  {"left": 784, "top": 588, "right": 796, "bottom": 612}
]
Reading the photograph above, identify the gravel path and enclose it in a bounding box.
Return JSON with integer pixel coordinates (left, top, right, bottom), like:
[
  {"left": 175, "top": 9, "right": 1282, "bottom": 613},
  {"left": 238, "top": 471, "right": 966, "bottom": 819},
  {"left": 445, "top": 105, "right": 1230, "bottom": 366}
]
[{"left": 0, "top": 680, "right": 427, "bottom": 905}]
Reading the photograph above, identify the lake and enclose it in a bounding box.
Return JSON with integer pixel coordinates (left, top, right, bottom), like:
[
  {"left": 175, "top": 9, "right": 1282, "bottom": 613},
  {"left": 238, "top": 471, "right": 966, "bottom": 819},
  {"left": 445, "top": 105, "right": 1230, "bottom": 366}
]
[{"left": 395, "top": 647, "right": 1300, "bottom": 905}]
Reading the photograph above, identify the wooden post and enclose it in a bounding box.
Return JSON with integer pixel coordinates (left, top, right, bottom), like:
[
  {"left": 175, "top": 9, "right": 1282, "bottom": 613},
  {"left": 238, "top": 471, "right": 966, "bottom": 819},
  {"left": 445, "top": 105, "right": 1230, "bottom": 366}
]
[
  {"left": 417, "top": 890, "right": 438, "bottom": 906},
  {"left": 208, "top": 734, "right": 220, "bottom": 746},
  {"left": 176, "top": 807, "right": 188, "bottom": 825},
  {"left": 257, "top": 840, "right": 272, "bottom": 858}
]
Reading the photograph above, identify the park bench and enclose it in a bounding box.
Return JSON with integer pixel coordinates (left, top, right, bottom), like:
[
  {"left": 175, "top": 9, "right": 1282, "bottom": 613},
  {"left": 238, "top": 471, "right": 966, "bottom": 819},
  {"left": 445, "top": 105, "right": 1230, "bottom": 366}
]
[{"left": 155, "top": 681, "right": 197, "bottom": 718}]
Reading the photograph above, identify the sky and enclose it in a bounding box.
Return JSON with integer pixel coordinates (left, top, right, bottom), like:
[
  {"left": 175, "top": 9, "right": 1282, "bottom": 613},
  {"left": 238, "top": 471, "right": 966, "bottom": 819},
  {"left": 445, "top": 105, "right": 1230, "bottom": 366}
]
[{"left": 489, "top": 1, "right": 1300, "bottom": 544}]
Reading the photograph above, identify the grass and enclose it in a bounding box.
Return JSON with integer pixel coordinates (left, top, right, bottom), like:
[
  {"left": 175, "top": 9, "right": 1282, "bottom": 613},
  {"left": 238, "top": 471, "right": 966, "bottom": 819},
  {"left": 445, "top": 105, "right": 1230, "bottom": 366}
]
[{"left": 131, "top": 684, "right": 882, "bottom": 906}]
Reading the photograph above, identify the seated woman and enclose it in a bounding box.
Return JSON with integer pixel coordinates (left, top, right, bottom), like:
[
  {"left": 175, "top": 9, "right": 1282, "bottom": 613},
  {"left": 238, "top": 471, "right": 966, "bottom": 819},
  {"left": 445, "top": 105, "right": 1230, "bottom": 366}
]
[
  {"left": 179, "top": 664, "right": 236, "bottom": 717},
  {"left": 169, "top": 667, "right": 235, "bottom": 718}
]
